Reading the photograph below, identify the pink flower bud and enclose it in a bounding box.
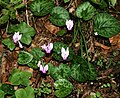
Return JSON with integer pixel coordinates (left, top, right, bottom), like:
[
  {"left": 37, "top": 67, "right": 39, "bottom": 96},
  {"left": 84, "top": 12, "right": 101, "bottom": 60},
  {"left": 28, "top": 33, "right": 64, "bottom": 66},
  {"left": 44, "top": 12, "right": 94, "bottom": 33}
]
[
  {"left": 41, "top": 43, "right": 53, "bottom": 53},
  {"left": 66, "top": 20, "right": 73, "bottom": 30},
  {"left": 13, "top": 32, "right": 23, "bottom": 48},
  {"left": 13, "top": 32, "right": 22, "bottom": 43},
  {"left": 61, "top": 47, "right": 69, "bottom": 60},
  {"left": 37, "top": 61, "right": 48, "bottom": 74}
]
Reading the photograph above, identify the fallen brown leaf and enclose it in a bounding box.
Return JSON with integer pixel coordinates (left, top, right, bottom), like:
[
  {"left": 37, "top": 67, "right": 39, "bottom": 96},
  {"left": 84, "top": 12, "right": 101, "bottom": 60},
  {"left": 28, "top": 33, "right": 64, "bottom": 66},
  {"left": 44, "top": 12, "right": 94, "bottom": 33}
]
[
  {"left": 109, "top": 34, "right": 120, "bottom": 49},
  {"left": 94, "top": 41, "right": 111, "bottom": 50},
  {"left": 44, "top": 21, "right": 60, "bottom": 34}
]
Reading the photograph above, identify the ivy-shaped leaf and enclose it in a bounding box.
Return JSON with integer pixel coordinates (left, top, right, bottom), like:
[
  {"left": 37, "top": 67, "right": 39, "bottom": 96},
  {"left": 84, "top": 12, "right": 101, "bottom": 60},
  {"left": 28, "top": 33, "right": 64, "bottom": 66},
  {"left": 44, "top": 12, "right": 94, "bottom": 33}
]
[
  {"left": 49, "top": 6, "right": 70, "bottom": 26},
  {"left": 9, "top": 69, "right": 32, "bottom": 86},
  {"left": 54, "top": 79, "right": 73, "bottom": 98},
  {"left": 94, "top": 13, "right": 120, "bottom": 38},
  {"left": 76, "top": 2, "right": 96, "bottom": 20},
  {"left": 2, "top": 38, "right": 15, "bottom": 51},
  {"left": 8, "top": 22, "right": 36, "bottom": 45},
  {"left": 18, "top": 51, "right": 33, "bottom": 65}
]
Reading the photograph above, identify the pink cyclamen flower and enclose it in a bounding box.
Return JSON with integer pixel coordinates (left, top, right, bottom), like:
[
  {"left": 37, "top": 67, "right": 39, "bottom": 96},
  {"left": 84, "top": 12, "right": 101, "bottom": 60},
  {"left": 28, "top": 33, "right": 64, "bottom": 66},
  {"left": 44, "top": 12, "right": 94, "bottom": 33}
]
[
  {"left": 41, "top": 43, "right": 53, "bottom": 53},
  {"left": 37, "top": 61, "right": 48, "bottom": 74},
  {"left": 66, "top": 20, "right": 73, "bottom": 30},
  {"left": 13, "top": 32, "right": 23, "bottom": 48},
  {"left": 61, "top": 47, "right": 69, "bottom": 60}
]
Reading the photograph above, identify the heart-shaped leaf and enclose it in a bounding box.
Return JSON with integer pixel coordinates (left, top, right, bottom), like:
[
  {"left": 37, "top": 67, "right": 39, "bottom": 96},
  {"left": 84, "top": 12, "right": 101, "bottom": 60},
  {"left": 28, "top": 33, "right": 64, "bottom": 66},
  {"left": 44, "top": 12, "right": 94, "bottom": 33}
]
[
  {"left": 49, "top": 6, "right": 70, "bottom": 26},
  {"left": 76, "top": 2, "right": 96, "bottom": 20},
  {"left": 18, "top": 51, "right": 33, "bottom": 65},
  {"left": 94, "top": 13, "right": 120, "bottom": 38},
  {"left": 54, "top": 79, "right": 73, "bottom": 98},
  {"left": 30, "top": 0, "right": 54, "bottom": 16}
]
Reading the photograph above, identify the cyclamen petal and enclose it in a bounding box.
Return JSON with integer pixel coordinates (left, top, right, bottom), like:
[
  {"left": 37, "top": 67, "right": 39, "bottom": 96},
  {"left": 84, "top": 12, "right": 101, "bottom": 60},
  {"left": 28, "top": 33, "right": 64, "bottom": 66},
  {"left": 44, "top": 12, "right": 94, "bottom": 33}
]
[
  {"left": 61, "top": 47, "right": 69, "bottom": 60},
  {"left": 13, "top": 32, "right": 22, "bottom": 43},
  {"left": 40, "top": 64, "right": 48, "bottom": 74},
  {"left": 66, "top": 20, "right": 73, "bottom": 30},
  {"left": 41, "top": 43, "right": 53, "bottom": 53},
  {"left": 18, "top": 41, "right": 23, "bottom": 48}
]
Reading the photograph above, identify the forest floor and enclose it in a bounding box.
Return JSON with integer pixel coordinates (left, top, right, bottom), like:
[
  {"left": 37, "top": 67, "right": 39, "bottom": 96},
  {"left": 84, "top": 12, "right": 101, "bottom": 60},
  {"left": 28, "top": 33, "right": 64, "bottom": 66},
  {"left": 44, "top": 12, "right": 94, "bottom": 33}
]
[{"left": 0, "top": 0, "right": 120, "bottom": 98}]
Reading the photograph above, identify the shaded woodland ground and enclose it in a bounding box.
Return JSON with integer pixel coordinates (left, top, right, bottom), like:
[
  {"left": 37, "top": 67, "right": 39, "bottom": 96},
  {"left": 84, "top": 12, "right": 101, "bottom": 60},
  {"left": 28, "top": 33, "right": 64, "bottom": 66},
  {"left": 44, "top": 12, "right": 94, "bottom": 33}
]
[{"left": 0, "top": 0, "right": 120, "bottom": 98}]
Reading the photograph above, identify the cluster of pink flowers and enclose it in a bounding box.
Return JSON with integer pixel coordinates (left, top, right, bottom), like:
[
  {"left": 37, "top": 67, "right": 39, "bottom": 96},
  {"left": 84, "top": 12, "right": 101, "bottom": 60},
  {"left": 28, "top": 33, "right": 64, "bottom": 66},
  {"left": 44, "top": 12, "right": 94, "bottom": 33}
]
[{"left": 41, "top": 43, "right": 69, "bottom": 60}]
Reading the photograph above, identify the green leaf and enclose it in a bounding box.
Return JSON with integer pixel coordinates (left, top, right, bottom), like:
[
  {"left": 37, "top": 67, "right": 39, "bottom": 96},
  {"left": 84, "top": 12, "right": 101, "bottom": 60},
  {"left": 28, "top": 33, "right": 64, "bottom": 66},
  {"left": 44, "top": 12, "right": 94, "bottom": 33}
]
[
  {"left": 57, "top": 29, "right": 67, "bottom": 36},
  {"left": 49, "top": 6, "right": 70, "bottom": 26},
  {"left": 10, "top": 0, "right": 22, "bottom": 4},
  {"left": 27, "top": 59, "right": 38, "bottom": 69},
  {"left": 0, "top": 14, "right": 9, "bottom": 25},
  {"left": 110, "top": 0, "right": 117, "bottom": 6},
  {"left": 18, "top": 51, "right": 33, "bottom": 65},
  {"left": 71, "top": 57, "right": 96, "bottom": 82},
  {"left": 15, "top": 89, "right": 27, "bottom": 98},
  {"left": 90, "top": 0, "right": 101, "bottom": 4},
  {"left": 25, "top": 86, "right": 35, "bottom": 98},
  {"left": 94, "top": 13, "right": 120, "bottom": 38},
  {"left": 64, "top": 0, "right": 70, "bottom": 3},
  {"left": 18, "top": 22, "right": 35, "bottom": 37},
  {"left": 76, "top": 2, "right": 96, "bottom": 20},
  {"left": 0, "top": 84, "right": 15, "bottom": 95},
  {"left": 2, "top": 38, "right": 15, "bottom": 51},
  {"left": 0, "top": 90, "right": 5, "bottom": 98},
  {"left": 8, "top": 22, "right": 36, "bottom": 45},
  {"left": 30, "top": 48, "right": 45, "bottom": 61},
  {"left": 20, "top": 34, "right": 32, "bottom": 45},
  {"left": 30, "top": 0, "right": 54, "bottom": 16},
  {"left": 48, "top": 63, "right": 71, "bottom": 80},
  {"left": 9, "top": 69, "right": 32, "bottom": 86},
  {"left": 54, "top": 79, "right": 73, "bottom": 98}
]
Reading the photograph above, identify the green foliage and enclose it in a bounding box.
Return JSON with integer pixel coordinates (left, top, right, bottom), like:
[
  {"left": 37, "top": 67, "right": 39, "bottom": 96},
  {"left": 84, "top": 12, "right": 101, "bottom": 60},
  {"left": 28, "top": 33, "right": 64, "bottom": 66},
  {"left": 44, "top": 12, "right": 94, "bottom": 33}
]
[
  {"left": 18, "top": 48, "right": 45, "bottom": 69},
  {"left": 0, "top": 84, "right": 15, "bottom": 95},
  {"left": 54, "top": 79, "right": 73, "bottom": 98},
  {"left": 64, "top": 0, "right": 70, "bottom": 3},
  {"left": 0, "top": 90, "right": 5, "bottom": 98},
  {"left": 18, "top": 51, "right": 33, "bottom": 65},
  {"left": 48, "top": 63, "right": 71, "bottom": 80},
  {"left": 30, "top": 48, "right": 45, "bottom": 61},
  {"left": 49, "top": 6, "right": 70, "bottom": 26},
  {"left": 35, "top": 81, "right": 52, "bottom": 96},
  {"left": 9, "top": 69, "right": 32, "bottom": 86},
  {"left": 110, "top": 0, "right": 117, "bottom": 6},
  {"left": 94, "top": 13, "right": 120, "bottom": 38},
  {"left": 30, "top": 0, "right": 54, "bottom": 16},
  {"left": 0, "top": 0, "right": 24, "bottom": 25},
  {"left": 90, "top": 0, "right": 101, "bottom": 4},
  {"left": 2, "top": 38, "right": 15, "bottom": 51},
  {"left": 53, "top": 42, "right": 75, "bottom": 61},
  {"left": 71, "top": 57, "right": 96, "bottom": 82},
  {"left": 57, "top": 29, "right": 67, "bottom": 36},
  {"left": 15, "top": 86, "right": 35, "bottom": 98},
  {"left": 8, "top": 22, "right": 36, "bottom": 45},
  {"left": 76, "top": 2, "right": 96, "bottom": 20}
]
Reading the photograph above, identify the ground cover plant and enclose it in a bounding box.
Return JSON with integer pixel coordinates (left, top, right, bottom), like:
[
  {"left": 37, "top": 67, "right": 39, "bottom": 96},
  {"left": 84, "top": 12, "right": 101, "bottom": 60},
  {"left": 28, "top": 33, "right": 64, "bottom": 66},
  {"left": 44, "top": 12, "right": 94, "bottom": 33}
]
[{"left": 0, "top": 0, "right": 120, "bottom": 98}]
